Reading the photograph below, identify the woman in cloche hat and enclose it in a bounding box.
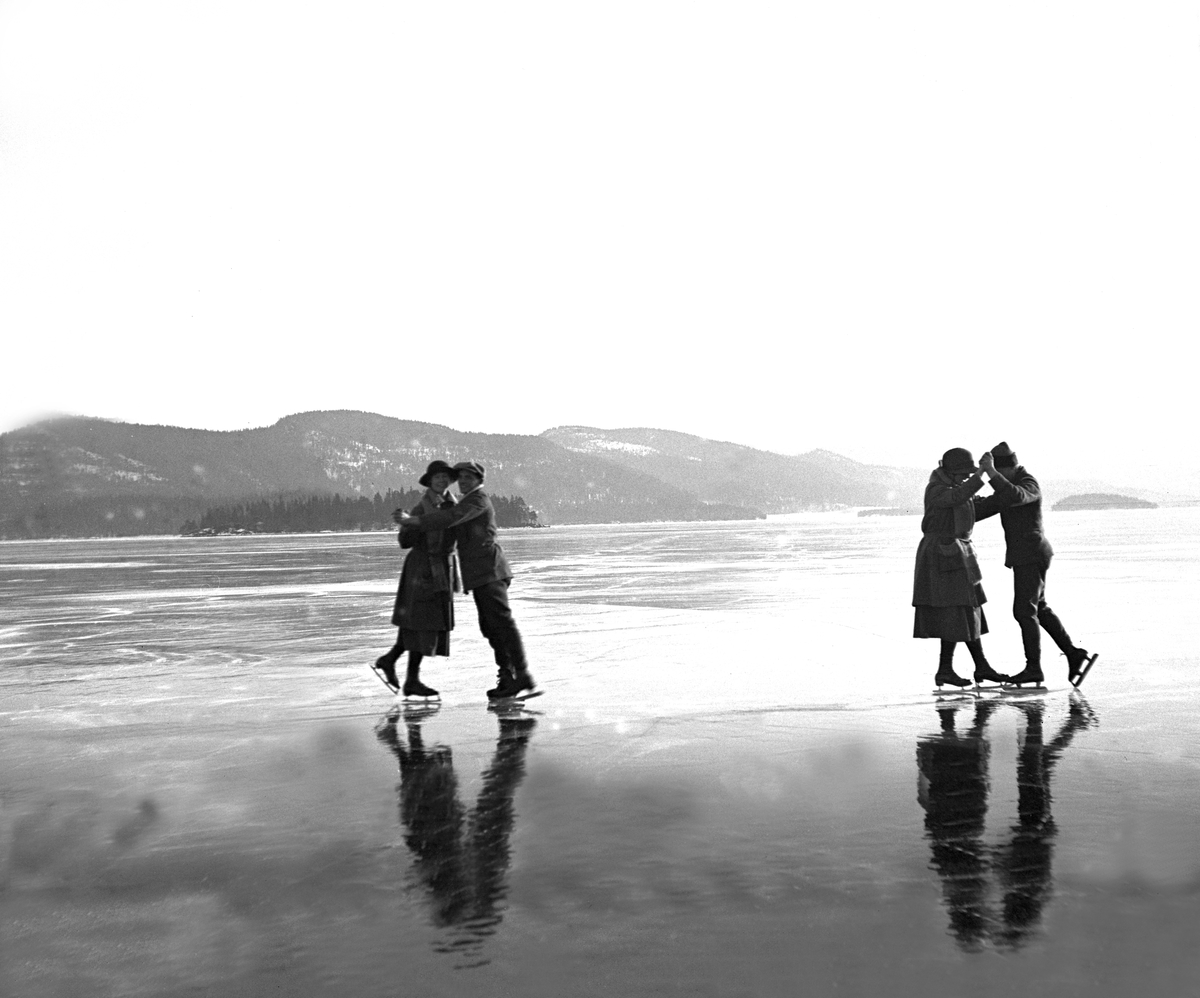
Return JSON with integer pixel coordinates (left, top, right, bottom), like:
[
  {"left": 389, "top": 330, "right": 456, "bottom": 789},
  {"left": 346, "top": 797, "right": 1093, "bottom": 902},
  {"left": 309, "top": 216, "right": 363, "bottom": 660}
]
[
  {"left": 912, "top": 448, "right": 1010, "bottom": 690},
  {"left": 371, "top": 461, "right": 461, "bottom": 698}
]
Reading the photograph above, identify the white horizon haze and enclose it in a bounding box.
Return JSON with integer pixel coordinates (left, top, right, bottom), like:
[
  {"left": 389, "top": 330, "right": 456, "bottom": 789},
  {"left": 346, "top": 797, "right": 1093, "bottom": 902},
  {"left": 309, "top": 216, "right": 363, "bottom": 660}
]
[{"left": 2, "top": 2, "right": 1197, "bottom": 487}]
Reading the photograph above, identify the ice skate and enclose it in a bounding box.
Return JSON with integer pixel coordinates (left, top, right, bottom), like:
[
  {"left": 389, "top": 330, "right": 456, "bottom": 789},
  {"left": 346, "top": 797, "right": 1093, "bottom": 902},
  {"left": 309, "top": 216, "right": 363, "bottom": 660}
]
[
  {"left": 371, "top": 655, "right": 400, "bottom": 693},
  {"left": 1068, "top": 650, "right": 1099, "bottom": 688},
  {"left": 402, "top": 679, "right": 440, "bottom": 701},
  {"left": 486, "top": 667, "right": 514, "bottom": 701},
  {"left": 491, "top": 669, "right": 543, "bottom": 702},
  {"left": 972, "top": 663, "right": 1011, "bottom": 689},
  {"left": 933, "top": 669, "right": 972, "bottom": 693},
  {"left": 1002, "top": 666, "right": 1046, "bottom": 689}
]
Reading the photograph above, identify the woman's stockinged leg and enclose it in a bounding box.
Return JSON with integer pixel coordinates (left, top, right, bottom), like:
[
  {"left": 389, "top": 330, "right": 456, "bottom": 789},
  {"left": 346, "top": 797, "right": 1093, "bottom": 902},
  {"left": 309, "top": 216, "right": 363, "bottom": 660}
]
[
  {"left": 405, "top": 652, "right": 424, "bottom": 686},
  {"left": 402, "top": 652, "right": 439, "bottom": 699},
  {"left": 939, "top": 641, "right": 955, "bottom": 671},
  {"left": 935, "top": 640, "right": 971, "bottom": 688}
]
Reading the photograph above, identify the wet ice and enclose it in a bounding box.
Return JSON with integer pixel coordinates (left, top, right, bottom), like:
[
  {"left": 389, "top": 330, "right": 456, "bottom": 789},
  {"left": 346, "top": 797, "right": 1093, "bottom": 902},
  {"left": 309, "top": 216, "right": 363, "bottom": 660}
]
[{"left": 2, "top": 511, "right": 1199, "bottom": 995}]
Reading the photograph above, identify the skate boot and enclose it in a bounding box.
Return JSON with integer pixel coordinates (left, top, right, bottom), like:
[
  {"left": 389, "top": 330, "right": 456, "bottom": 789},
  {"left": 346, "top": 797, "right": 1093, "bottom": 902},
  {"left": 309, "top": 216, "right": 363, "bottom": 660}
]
[
  {"left": 972, "top": 663, "right": 1011, "bottom": 687},
  {"left": 933, "top": 669, "right": 972, "bottom": 690},
  {"left": 1004, "top": 666, "right": 1045, "bottom": 688},
  {"left": 371, "top": 655, "right": 401, "bottom": 693},
  {"left": 402, "top": 679, "right": 440, "bottom": 700},
  {"left": 486, "top": 667, "right": 515, "bottom": 701},
  {"left": 1067, "top": 648, "right": 1098, "bottom": 687},
  {"left": 493, "top": 669, "right": 542, "bottom": 701}
]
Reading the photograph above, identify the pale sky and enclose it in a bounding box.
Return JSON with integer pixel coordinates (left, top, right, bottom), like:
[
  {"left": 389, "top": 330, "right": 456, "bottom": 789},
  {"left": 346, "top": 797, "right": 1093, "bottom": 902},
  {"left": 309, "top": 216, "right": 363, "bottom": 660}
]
[{"left": 2, "top": 2, "right": 1197, "bottom": 484}]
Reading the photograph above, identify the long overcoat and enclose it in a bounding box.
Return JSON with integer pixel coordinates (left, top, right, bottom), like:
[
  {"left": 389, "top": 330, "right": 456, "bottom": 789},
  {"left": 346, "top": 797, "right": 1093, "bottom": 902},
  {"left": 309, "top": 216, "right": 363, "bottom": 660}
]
[
  {"left": 912, "top": 469, "right": 987, "bottom": 609},
  {"left": 391, "top": 491, "right": 460, "bottom": 646}
]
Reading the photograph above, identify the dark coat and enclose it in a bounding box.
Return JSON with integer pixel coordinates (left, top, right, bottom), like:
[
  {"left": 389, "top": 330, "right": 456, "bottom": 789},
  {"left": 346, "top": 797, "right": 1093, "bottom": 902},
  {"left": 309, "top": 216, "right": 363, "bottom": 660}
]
[
  {"left": 912, "top": 469, "right": 988, "bottom": 609},
  {"left": 392, "top": 491, "right": 459, "bottom": 632},
  {"left": 413, "top": 487, "right": 512, "bottom": 592},
  {"left": 972, "top": 467, "right": 1054, "bottom": 568}
]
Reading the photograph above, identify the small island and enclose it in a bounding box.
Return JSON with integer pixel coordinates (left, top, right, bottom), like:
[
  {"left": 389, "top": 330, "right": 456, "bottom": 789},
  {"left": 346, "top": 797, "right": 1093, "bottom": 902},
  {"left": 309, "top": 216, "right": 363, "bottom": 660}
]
[{"left": 1052, "top": 493, "right": 1158, "bottom": 512}]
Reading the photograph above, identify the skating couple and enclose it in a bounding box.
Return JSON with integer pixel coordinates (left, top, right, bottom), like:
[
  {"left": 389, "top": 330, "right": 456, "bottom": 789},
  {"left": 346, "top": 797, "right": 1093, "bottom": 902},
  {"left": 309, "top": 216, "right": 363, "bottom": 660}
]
[
  {"left": 372, "top": 460, "right": 538, "bottom": 702},
  {"left": 912, "top": 442, "right": 1095, "bottom": 690}
]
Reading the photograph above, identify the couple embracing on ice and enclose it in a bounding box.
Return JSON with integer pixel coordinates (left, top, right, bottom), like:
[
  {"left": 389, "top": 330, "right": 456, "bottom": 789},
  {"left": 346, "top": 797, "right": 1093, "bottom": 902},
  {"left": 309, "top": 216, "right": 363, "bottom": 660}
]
[
  {"left": 913, "top": 442, "right": 1097, "bottom": 691},
  {"left": 372, "top": 460, "right": 538, "bottom": 703}
]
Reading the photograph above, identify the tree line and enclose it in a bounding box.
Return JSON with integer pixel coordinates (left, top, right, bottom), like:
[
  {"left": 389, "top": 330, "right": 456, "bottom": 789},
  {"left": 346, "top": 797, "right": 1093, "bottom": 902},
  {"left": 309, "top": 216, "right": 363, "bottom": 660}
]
[{"left": 181, "top": 489, "right": 543, "bottom": 534}]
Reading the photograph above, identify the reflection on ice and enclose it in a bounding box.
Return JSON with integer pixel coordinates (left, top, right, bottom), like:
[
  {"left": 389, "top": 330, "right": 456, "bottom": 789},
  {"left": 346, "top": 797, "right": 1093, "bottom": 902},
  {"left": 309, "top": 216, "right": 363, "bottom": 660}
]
[
  {"left": 2, "top": 515, "right": 1200, "bottom": 993},
  {"left": 917, "top": 694, "right": 1098, "bottom": 952},
  {"left": 375, "top": 704, "right": 535, "bottom": 969}
]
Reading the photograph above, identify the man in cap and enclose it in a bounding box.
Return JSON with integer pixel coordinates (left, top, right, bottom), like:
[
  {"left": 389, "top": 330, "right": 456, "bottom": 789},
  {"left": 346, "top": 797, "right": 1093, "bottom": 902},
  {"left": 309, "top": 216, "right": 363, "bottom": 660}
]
[
  {"left": 975, "top": 443, "right": 1097, "bottom": 687},
  {"left": 399, "top": 461, "right": 539, "bottom": 700}
]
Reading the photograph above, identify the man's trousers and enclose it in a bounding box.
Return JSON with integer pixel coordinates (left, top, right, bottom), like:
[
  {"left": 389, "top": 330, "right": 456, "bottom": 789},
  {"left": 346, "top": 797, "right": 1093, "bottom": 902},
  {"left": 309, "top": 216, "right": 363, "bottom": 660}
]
[
  {"left": 470, "top": 579, "right": 529, "bottom": 676},
  {"left": 1012, "top": 563, "right": 1075, "bottom": 669}
]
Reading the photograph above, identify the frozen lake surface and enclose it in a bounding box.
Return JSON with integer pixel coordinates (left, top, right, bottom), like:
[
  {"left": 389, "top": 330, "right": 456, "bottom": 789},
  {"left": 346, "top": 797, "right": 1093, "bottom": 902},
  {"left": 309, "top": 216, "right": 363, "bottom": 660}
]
[{"left": 2, "top": 509, "right": 1199, "bottom": 996}]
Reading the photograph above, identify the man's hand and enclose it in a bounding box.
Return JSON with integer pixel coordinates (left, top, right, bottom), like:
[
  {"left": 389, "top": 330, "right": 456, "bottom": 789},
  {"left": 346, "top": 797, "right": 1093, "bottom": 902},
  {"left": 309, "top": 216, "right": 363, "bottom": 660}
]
[
  {"left": 979, "top": 451, "right": 995, "bottom": 474},
  {"left": 393, "top": 509, "right": 415, "bottom": 526}
]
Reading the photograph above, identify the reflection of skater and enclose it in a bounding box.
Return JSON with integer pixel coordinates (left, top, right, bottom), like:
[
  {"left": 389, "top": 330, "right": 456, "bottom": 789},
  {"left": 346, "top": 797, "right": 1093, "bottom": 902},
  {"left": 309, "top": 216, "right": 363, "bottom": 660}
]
[
  {"left": 916, "top": 696, "right": 1096, "bottom": 951},
  {"left": 400, "top": 461, "right": 538, "bottom": 701},
  {"left": 993, "top": 698, "right": 1094, "bottom": 948},
  {"left": 916, "top": 699, "right": 997, "bottom": 950},
  {"left": 373, "top": 461, "right": 460, "bottom": 698},
  {"left": 974, "top": 444, "right": 1096, "bottom": 687},
  {"left": 374, "top": 706, "right": 537, "bottom": 967},
  {"left": 913, "top": 448, "right": 1009, "bottom": 689}
]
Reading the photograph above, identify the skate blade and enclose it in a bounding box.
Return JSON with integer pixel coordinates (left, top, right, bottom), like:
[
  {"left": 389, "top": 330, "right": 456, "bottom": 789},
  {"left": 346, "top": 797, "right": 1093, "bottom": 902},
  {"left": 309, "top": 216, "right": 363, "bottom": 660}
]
[
  {"left": 402, "top": 693, "right": 441, "bottom": 702},
  {"left": 488, "top": 701, "right": 544, "bottom": 716},
  {"left": 932, "top": 687, "right": 976, "bottom": 696},
  {"left": 370, "top": 665, "right": 400, "bottom": 694},
  {"left": 1071, "top": 653, "right": 1099, "bottom": 688},
  {"left": 493, "top": 689, "right": 544, "bottom": 703},
  {"left": 1000, "top": 684, "right": 1049, "bottom": 695}
]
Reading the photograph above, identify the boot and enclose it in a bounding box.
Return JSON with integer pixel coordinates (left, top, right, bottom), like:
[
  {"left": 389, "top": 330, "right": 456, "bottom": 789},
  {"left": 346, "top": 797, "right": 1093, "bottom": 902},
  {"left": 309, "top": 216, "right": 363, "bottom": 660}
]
[
  {"left": 487, "top": 667, "right": 515, "bottom": 701},
  {"left": 371, "top": 655, "right": 400, "bottom": 693},
  {"left": 972, "top": 662, "right": 1011, "bottom": 685},
  {"left": 1066, "top": 648, "right": 1093, "bottom": 686},
  {"left": 1005, "top": 666, "right": 1045, "bottom": 687},
  {"left": 934, "top": 640, "right": 970, "bottom": 689},
  {"left": 492, "top": 669, "right": 540, "bottom": 700},
  {"left": 402, "top": 679, "right": 440, "bottom": 699}
]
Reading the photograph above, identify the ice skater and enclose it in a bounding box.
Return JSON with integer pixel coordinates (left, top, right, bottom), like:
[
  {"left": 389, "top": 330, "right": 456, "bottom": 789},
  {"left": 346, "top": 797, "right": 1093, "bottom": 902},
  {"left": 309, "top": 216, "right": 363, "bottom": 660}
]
[
  {"left": 974, "top": 443, "right": 1097, "bottom": 688},
  {"left": 372, "top": 460, "right": 460, "bottom": 698},
  {"left": 912, "top": 448, "right": 1011, "bottom": 689},
  {"left": 399, "top": 461, "right": 539, "bottom": 701}
]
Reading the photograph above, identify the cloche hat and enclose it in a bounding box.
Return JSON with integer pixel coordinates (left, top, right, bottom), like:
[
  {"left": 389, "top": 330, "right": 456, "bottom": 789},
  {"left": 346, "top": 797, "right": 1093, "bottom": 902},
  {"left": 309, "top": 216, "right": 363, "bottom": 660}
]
[
  {"left": 418, "top": 460, "right": 459, "bottom": 487},
  {"left": 940, "top": 448, "right": 978, "bottom": 474}
]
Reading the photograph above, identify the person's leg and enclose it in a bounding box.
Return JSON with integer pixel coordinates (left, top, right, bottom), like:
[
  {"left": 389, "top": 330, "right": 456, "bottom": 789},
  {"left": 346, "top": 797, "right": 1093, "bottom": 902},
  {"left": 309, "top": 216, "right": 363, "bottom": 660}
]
[
  {"left": 1033, "top": 568, "right": 1092, "bottom": 680},
  {"left": 372, "top": 630, "right": 404, "bottom": 691},
  {"left": 1008, "top": 565, "right": 1045, "bottom": 683},
  {"left": 473, "top": 584, "right": 512, "bottom": 692},
  {"left": 402, "top": 651, "right": 440, "bottom": 697},
  {"left": 935, "top": 640, "right": 970, "bottom": 687},
  {"left": 473, "top": 581, "right": 535, "bottom": 696}
]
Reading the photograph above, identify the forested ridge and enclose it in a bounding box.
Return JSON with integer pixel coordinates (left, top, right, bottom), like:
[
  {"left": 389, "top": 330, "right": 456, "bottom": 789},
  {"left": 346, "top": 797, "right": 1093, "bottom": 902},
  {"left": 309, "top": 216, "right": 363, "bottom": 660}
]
[{"left": 181, "top": 490, "right": 543, "bottom": 534}]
